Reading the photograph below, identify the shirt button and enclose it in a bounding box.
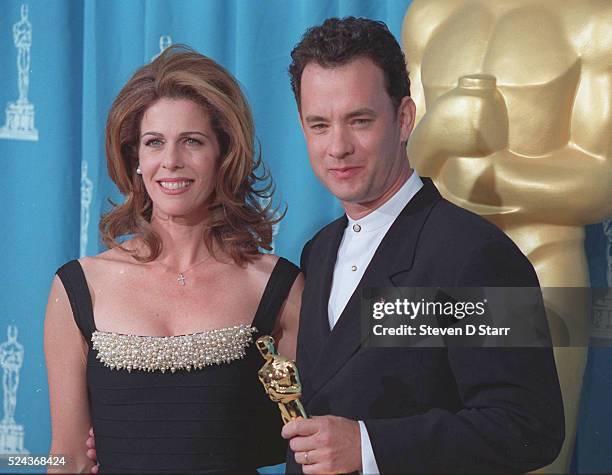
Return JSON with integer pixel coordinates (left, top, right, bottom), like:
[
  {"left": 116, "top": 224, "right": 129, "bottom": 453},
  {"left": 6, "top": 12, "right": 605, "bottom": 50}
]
[
  {"left": 352, "top": 224, "right": 361, "bottom": 232},
  {"left": 351, "top": 265, "right": 357, "bottom": 271}
]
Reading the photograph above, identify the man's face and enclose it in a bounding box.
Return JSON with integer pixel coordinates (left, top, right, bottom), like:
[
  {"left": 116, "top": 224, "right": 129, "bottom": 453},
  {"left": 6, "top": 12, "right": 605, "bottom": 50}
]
[{"left": 299, "top": 57, "right": 415, "bottom": 212}]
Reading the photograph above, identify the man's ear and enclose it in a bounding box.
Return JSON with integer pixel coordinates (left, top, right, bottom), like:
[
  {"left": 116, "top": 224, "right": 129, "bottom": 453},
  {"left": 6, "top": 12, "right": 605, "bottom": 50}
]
[{"left": 398, "top": 96, "right": 417, "bottom": 143}]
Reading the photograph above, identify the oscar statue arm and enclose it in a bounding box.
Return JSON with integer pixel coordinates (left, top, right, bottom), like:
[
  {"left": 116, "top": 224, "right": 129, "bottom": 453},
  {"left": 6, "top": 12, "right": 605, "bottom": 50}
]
[
  {"left": 408, "top": 75, "right": 611, "bottom": 224},
  {"left": 267, "top": 364, "right": 302, "bottom": 397}
]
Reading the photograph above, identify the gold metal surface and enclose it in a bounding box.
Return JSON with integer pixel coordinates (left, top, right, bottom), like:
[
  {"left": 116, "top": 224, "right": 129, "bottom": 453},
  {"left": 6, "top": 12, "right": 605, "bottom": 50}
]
[
  {"left": 403, "top": 1, "right": 612, "bottom": 471},
  {"left": 256, "top": 335, "right": 307, "bottom": 424}
]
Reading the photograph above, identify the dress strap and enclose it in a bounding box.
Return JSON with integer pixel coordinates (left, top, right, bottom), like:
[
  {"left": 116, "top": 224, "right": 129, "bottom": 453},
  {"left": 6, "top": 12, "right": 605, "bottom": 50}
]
[
  {"left": 56, "top": 260, "right": 96, "bottom": 348},
  {"left": 252, "top": 257, "right": 300, "bottom": 336}
]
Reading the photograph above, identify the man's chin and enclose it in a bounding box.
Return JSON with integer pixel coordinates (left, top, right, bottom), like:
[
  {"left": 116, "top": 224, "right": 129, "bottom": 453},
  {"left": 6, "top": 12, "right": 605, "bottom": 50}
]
[
  {"left": 324, "top": 181, "right": 365, "bottom": 203},
  {"left": 330, "top": 190, "right": 363, "bottom": 204}
]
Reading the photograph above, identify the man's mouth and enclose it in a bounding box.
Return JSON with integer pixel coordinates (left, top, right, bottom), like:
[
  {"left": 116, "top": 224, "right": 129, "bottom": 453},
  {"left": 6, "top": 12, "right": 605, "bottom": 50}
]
[{"left": 329, "top": 167, "right": 362, "bottom": 179}]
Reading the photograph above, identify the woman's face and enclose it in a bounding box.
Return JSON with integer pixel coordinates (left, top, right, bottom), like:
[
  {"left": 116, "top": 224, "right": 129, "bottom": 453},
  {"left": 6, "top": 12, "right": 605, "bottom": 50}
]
[{"left": 138, "top": 97, "right": 221, "bottom": 221}]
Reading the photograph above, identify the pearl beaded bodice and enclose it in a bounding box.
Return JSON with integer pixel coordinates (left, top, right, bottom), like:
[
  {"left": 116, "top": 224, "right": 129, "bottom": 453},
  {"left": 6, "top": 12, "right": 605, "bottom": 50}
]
[{"left": 91, "top": 324, "right": 257, "bottom": 373}]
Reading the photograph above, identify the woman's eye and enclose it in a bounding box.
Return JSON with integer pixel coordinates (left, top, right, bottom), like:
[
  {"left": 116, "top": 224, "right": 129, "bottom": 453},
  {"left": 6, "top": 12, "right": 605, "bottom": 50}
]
[
  {"left": 185, "top": 137, "right": 203, "bottom": 145},
  {"left": 144, "top": 138, "right": 163, "bottom": 147}
]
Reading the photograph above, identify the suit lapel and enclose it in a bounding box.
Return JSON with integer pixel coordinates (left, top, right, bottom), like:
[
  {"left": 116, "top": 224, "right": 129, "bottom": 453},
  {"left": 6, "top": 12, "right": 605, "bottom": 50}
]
[{"left": 303, "top": 178, "right": 441, "bottom": 404}]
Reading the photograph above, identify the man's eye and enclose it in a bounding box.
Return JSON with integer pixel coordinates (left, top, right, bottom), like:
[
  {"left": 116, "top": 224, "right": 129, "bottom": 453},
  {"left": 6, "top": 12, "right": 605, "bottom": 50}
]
[
  {"left": 352, "top": 118, "right": 372, "bottom": 126},
  {"left": 311, "top": 124, "right": 328, "bottom": 131}
]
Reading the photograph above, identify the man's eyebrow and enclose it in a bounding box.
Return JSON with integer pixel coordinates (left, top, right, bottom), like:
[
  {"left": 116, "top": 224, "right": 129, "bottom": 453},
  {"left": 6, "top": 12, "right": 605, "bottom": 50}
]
[
  {"left": 304, "top": 115, "right": 327, "bottom": 124},
  {"left": 345, "top": 108, "right": 377, "bottom": 119},
  {"left": 304, "top": 108, "right": 378, "bottom": 124}
]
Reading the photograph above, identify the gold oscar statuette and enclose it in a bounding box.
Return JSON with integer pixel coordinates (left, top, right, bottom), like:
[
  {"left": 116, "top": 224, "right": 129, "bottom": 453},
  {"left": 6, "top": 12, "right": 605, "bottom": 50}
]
[
  {"left": 256, "top": 335, "right": 307, "bottom": 424},
  {"left": 403, "top": 2, "right": 612, "bottom": 471}
]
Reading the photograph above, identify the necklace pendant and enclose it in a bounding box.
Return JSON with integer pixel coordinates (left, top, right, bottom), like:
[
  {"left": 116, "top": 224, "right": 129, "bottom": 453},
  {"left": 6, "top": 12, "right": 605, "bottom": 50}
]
[{"left": 177, "top": 273, "right": 186, "bottom": 285}]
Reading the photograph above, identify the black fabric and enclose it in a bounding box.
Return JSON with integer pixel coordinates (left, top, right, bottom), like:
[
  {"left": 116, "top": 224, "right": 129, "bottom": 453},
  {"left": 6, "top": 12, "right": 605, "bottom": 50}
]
[
  {"left": 57, "top": 257, "right": 299, "bottom": 474},
  {"left": 57, "top": 260, "right": 95, "bottom": 348},
  {"left": 252, "top": 257, "right": 300, "bottom": 335},
  {"left": 287, "top": 178, "right": 564, "bottom": 474}
]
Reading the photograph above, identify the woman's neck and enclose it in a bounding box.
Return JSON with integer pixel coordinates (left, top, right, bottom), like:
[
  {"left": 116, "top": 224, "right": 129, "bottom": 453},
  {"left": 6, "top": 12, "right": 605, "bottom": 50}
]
[{"left": 149, "top": 212, "right": 214, "bottom": 270}]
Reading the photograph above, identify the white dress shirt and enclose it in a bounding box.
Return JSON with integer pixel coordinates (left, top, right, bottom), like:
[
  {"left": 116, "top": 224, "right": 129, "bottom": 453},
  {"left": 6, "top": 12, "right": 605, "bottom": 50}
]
[{"left": 327, "top": 171, "right": 423, "bottom": 474}]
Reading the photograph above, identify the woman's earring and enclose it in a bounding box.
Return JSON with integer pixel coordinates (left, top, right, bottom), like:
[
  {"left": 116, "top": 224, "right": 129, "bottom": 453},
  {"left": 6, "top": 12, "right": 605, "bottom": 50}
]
[{"left": 136, "top": 165, "right": 142, "bottom": 175}]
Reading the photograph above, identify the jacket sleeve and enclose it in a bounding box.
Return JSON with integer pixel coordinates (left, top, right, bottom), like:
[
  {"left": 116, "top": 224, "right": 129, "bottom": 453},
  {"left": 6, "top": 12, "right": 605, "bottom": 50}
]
[
  {"left": 364, "top": 238, "right": 565, "bottom": 474},
  {"left": 300, "top": 238, "right": 314, "bottom": 276}
]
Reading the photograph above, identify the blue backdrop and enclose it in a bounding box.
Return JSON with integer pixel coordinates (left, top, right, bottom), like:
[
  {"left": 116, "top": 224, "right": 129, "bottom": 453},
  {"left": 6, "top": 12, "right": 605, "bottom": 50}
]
[{"left": 0, "top": 0, "right": 609, "bottom": 472}]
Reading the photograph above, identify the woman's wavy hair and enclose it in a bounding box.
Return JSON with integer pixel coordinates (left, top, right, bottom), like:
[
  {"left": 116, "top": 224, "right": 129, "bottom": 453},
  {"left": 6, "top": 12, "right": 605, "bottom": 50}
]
[{"left": 100, "top": 45, "right": 280, "bottom": 265}]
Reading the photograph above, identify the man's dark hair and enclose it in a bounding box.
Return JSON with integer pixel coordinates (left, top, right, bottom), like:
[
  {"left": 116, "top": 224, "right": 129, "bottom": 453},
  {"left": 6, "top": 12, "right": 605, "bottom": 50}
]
[{"left": 289, "top": 16, "right": 410, "bottom": 110}]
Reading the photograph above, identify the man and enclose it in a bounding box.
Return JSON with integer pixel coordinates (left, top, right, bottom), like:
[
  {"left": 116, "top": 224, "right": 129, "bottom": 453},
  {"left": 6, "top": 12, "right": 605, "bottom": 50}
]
[{"left": 281, "top": 17, "right": 564, "bottom": 474}]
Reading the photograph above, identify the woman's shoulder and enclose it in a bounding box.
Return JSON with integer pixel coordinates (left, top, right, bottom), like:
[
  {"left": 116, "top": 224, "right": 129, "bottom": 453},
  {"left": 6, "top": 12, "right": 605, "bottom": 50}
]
[
  {"left": 250, "top": 253, "right": 280, "bottom": 274},
  {"left": 77, "top": 240, "right": 143, "bottom": 278},
  {"left": 249, "top": 254, "right": 300, "bottom": 278},
  {"left": 250, "top": 254, "right": 302, "bottom": 297}
]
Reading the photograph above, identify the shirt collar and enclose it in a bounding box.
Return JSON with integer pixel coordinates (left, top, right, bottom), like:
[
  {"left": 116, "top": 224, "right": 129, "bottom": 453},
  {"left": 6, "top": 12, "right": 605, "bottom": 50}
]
[{"left": 346, "top": 170, "right": 424, "bottom": 233}]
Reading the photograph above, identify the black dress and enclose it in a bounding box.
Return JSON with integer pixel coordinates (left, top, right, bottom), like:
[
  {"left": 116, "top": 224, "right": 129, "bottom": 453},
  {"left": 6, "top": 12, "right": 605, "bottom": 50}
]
[{"left": 56, "top": 257, "right": 299, "bottom": 474}]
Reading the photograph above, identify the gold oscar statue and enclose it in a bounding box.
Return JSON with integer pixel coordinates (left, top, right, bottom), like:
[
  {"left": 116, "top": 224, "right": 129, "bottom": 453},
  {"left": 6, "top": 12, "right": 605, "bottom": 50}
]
[
  {"left": 402, "top": 1, "right": 612, "bottom": 471},
  {"left": 256, "top": 335, "right": 307, "bottom": 424}
]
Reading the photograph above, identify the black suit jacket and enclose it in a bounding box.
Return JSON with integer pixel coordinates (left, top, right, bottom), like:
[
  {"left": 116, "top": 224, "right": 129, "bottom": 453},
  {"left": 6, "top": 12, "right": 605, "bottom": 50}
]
[{"left": 287, "top": 178, "right": 564, "bottom": 474}]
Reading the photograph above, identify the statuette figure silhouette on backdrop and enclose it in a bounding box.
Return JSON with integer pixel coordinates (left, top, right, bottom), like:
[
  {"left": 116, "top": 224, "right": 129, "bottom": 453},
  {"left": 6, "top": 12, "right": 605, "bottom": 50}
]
[
  {"left": 0, "top": 4, "right": 38, "bottom": 141},
  {"left": 80, "top": 161, "right": 93, "bottom": 257},
  {"left": 0, "top": 325, "right": 28, "bottom": 454},
  {"left": 151, "top": 35, "right": 172, "bottom": 62}
]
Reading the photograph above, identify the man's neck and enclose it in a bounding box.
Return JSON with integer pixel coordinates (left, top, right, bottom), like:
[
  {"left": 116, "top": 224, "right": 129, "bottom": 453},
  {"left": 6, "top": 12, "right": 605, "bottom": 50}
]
[{"left": 343, "top": 167, "right": 413, "bottom": 221}]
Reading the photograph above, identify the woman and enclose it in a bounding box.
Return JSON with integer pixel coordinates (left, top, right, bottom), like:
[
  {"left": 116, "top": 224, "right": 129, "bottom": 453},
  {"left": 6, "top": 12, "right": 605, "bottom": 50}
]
[{"left": 44, "top": 45, "right": 302, "bottom": 473}]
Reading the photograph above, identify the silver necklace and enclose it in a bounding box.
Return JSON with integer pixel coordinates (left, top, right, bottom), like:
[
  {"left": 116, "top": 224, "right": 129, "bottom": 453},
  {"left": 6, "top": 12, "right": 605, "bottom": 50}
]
[{"left": 169, "top": 254, "right": 213, "bottom": 286}]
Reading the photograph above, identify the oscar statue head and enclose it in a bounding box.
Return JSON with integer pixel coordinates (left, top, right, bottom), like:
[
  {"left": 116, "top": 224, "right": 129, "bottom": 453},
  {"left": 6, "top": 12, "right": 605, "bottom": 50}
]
[{"left": 256, "top": 335, "right": 277, "bottom": 361}]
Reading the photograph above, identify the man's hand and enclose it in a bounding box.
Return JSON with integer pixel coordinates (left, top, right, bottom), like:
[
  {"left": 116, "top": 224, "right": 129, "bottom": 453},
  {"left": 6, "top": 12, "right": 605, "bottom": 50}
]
[
  {"left": 86, "top": 427, "right": 99, "bottom": 474},
  {"left": 281, "top": 415, "right": 361, "bottom": 474}
]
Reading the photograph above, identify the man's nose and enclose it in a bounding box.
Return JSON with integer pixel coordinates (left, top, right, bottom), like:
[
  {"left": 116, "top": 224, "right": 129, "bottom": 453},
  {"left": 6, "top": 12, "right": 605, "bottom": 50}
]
[
  {"left": 328, "top": 126, "right": 354, "bottom": 159},
  {"left": 162, "top": 143, "right": 183, "bottom": 170}
]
